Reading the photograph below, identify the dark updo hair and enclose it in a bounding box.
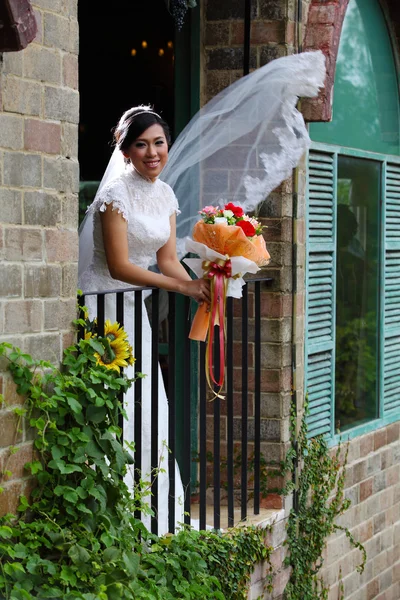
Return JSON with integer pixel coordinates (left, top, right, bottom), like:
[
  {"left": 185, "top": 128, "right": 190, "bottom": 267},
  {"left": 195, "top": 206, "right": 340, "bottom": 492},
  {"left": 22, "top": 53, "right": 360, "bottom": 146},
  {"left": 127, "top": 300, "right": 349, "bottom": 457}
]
[{"left": 114, "top": 105, "right": 171, "bottom": 153}]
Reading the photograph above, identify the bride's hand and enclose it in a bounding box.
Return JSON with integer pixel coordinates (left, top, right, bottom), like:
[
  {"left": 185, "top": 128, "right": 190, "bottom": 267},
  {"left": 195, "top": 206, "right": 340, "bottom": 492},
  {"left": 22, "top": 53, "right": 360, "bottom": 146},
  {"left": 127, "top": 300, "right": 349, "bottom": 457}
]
[{"left": 181, "top": 279, "right": 211, "bottom": 304}]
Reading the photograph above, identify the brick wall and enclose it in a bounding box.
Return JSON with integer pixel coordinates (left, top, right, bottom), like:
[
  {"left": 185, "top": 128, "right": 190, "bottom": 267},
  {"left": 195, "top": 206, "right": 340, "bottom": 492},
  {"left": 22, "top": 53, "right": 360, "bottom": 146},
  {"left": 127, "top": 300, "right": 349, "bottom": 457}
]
[
  {"left": 202, "top": 0, "right": 302, "bottom": 510},
  {"left": 321, "top": 425, "right": 400, "bottom": 600},
  {"left": 247, "top": 424, "right": 400, "bottom": 600},
  {"left": 202, "top": 2, "right": 400, "bottom": 599},
  {"left": 0, "top": 0, "right": 79, "bottom": 515}
]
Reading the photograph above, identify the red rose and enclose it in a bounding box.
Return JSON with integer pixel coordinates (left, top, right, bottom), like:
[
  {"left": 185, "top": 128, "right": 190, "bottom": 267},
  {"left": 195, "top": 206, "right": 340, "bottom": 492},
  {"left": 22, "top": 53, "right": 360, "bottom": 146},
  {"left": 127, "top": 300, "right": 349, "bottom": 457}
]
[
  {"left": 224, "top": 202, "right": 244, "bottom": 217},
  {"left": 236, "top": 219, "right": 256, "bottom": 237}
]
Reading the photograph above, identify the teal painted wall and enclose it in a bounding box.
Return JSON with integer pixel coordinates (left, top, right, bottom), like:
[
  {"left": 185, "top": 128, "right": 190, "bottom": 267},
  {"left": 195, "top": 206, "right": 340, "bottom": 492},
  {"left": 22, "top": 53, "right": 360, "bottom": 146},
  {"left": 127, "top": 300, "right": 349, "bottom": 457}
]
[{"left": 310, "top": 0, "right": 400, "bottom": 156}]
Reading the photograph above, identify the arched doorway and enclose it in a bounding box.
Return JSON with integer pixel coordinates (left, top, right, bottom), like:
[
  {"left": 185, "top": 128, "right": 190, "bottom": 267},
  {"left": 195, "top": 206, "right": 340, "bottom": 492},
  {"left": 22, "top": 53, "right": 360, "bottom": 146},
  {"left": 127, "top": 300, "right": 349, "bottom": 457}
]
[{"left": 305, "top": 0, "right": 400, "bottom": 437}]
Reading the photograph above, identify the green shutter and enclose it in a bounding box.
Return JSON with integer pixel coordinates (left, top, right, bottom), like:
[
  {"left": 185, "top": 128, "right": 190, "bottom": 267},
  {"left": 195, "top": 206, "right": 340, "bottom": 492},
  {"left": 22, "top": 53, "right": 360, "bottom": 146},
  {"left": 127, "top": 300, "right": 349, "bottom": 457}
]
[
  {"left": 305, "top": 150, "right": 336, "bottom": 438},
  {"left": 383, "top": 162, "right": 400, "bottom": 413}
]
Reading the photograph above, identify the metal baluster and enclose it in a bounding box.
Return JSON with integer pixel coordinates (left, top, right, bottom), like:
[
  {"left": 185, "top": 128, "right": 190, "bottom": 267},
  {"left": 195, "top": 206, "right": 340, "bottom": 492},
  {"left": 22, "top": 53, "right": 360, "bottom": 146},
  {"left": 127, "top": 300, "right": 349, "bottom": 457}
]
[
  {"left": 97, "top": 294, "right": 105, "bottom": 337},
  {"left": 199, "top": 341, "right": 207, "bottom": 530},
  {"left": 116, "top": 292, "right": 125, "bottom": 438},
  {"left": 213, "top": 332, "right": 221, "bottom": 530},
  {"left": 241, "top": 284, "right": 248, "bottom": 521},
  {"left": 77, "top": 294, "right": 85, "bottom": 341},
  {"left": 227, "top": 297, "right": 234, "bottom": 527},
  {"left": 183, "top": 296, "right": 191, "bottom": 525},
  {"left": 151, "top": 289, "right": 160, "bottom": 535},
  {"left": 134, "top": 290, "right": 143, "bottom": 522},
  {"left": 254, "top": 282, "right": 261, "bottom": 515},
  {"left": 168, "top": 292, "right": 176, "bottom": 533}
]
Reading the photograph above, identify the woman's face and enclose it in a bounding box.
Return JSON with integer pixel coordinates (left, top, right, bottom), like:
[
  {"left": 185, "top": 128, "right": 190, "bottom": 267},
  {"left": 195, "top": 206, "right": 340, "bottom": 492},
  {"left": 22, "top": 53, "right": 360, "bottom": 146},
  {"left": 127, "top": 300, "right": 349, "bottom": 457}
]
[{"left": 123, "top": 124, "right": 168, "bottom": 182}]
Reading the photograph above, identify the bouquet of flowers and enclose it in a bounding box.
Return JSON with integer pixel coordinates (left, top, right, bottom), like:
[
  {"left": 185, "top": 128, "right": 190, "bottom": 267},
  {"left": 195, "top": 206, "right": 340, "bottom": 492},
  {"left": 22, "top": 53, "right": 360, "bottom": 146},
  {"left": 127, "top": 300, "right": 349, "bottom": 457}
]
[
  {"left": 184, "top": 203, "right": 270, "bottom": 395},
  {"left": 194, "top": 203, "right": 270, "bottom": 266}
]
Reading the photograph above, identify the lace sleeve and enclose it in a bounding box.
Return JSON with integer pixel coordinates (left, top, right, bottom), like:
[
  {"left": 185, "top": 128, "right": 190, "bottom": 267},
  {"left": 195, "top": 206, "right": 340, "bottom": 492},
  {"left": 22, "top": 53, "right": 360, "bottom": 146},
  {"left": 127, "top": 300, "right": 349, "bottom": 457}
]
[
  {"left": 90, "top": 178, "right": 130, "bottom": 222},
  {"left": 164, "top": 183, "right": 181, "bottom": 217}
]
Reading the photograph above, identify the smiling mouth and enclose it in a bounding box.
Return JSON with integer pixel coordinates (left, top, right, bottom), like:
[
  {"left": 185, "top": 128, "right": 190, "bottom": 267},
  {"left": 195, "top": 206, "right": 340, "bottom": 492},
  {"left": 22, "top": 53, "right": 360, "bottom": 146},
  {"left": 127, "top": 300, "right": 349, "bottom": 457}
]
[{"left": 145, "top": 161, "right": 160, "bottom": 168}]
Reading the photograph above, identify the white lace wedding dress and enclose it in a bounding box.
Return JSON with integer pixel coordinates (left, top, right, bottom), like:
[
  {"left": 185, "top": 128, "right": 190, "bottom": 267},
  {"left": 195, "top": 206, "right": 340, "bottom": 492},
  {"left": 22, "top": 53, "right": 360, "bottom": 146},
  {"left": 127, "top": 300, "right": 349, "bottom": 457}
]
[{"left": 79, "top": 164, "right": 185, "bottom": 535}]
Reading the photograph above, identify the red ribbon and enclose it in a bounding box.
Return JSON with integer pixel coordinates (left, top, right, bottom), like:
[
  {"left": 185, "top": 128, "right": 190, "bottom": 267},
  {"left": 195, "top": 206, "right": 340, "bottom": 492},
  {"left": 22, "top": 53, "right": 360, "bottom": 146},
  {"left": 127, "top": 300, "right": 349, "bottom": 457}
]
[{"left": 203, "top": 258, "right": 232, "bottom": 392}]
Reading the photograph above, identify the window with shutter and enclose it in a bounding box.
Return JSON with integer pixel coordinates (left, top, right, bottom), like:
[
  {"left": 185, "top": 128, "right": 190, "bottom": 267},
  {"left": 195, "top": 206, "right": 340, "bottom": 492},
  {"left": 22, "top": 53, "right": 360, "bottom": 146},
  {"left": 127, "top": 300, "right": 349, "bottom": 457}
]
[
  {"left": 305, "top": 151, "right": 336, "bottom": 438},
  {"left": 305, "top": 0, "right": 400, "bottom": 439},
  {"left": 383, "top": 163, "right": 400, "bottom": 414}
]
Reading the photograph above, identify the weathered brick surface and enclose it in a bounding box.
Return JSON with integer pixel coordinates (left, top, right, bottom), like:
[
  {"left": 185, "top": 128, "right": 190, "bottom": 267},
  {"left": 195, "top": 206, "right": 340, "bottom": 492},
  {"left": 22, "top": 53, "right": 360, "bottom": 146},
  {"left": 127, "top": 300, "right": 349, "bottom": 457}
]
[
  {"left": 23, "top": 44, "right": 62, "bottom": 84},
  {"left": 43, "top": 156, "right": 79, "bottom": 192},
  {"left": 63, "top": 53, "right": 79, "bottom": 90},
  {"left": 319, "top": 429, "right": 400, "bottom": 598},
  {"left": 2, "top": 77, "right": 42, "bottom": 116},
  {"left": 44, "top": 86, "right": 79, "bottom": 123},
  {"left": 0, "top": 114, "right": 24, "bottom": 150},
  {"left": 25, "top": 265, "right": 62, "bottom": 298},
  {"left": 4, "top": 300, "right": 43, "bottom": 334},
  {"left": 24, "top": 119, "right": 61, "bottom": 154},
  {"left": 0, "top": 0, "right": 79, "bottom": 516},
  {"left": 4, "top": 151, "right": 42, "bottom": 187},
  {"left": 61, "top": 123, "right": 79, "bottom": 159},
  {"left": 4, "top": 227, "right": 43, "bottom": 262},
  {"left": 0, "top": 188, "right": 23, "bottom": 224}
]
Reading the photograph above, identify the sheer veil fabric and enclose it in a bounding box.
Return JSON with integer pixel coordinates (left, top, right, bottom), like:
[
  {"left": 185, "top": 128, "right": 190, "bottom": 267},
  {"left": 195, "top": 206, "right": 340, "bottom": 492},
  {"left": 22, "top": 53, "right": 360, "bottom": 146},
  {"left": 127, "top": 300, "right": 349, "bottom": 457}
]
[{"left": 160, "top": 50, "right": 326, "bottom": 256}]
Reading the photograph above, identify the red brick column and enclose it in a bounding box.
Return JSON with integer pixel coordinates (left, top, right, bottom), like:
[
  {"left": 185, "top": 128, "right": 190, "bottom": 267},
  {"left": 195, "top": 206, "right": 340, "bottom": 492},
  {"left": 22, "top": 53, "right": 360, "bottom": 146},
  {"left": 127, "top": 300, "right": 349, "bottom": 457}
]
[{"left": 302, "top": 0, "right": 350, "bottom": 122}]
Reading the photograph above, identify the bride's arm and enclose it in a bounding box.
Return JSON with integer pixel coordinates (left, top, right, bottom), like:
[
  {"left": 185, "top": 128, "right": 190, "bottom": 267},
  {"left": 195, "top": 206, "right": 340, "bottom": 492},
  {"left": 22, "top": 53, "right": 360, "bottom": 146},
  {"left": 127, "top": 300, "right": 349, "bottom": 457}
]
[
  {"left": 156, "top": 214, "right": 192, "bottom": 281},
  {"left": 101, "top": 206, "right": 210, "bottom": 303}
]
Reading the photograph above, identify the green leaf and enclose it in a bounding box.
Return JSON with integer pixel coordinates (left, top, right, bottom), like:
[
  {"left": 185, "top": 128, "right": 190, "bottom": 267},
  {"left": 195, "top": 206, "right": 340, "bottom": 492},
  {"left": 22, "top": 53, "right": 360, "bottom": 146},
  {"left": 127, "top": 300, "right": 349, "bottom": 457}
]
[
  {"left": 100, "top": 532, "right": 114, "bottom": 548},
  {"left": 51, "top": 445, "right": 64, "bottom": 460},
  {"left": 26, "top": 460, "right": 43, "bottom": 475},
  {"left": 86, "top": 405, "right": 107, "bottom": 423},
  {"left": 0, "top": 525, "right": 13, "bottom": 538},
  {"left": 39, "top": 588, "right": 65, "bottom": 598},
  {"left": 103, "top": 546, "right": 120, "bottom": 562},
  {"left": 123, "top": 550, "right": 140, "bottom": 576},
  {"left": 4, "top": 561, "right": 25, "bottom": 575},
  {"left": 60, "top": 464, "right": 83, "bottom": 475},
  {"left": 67, "top": 396, "right": 82, "bottom": 414},
  {"left": 68, "top": 544, "right": 90, "bottom": 565},
  {"left": 60, "top": 565, "right": 77, "bottom": 586},
  {"left": 88, "top": 338, "right": 105, "bottom": 354},
  {"left": 64, "top": 490, "right": 79, "bottom": 504}
]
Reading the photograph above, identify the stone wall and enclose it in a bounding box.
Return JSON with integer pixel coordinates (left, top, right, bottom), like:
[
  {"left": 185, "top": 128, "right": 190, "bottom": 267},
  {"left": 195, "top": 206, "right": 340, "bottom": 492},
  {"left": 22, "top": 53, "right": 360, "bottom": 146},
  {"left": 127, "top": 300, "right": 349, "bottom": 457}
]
[{"left": 0, "top": 0, "right": 79, "bottom": 516}]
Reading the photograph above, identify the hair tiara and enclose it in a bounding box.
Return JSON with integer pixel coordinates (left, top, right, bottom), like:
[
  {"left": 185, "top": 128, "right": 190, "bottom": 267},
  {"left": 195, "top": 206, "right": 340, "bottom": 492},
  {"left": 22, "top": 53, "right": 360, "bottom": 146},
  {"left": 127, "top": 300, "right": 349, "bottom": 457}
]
[{"left": 129, "top": 109, "right": 161, "bottom": 120}]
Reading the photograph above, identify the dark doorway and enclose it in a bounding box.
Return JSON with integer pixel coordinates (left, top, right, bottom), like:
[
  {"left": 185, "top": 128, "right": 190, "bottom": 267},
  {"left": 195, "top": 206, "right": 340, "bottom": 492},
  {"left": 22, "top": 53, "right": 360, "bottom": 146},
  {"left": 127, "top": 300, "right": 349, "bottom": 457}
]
[{"left": 78, "top": 1, "right": 175, "bottom": 183}]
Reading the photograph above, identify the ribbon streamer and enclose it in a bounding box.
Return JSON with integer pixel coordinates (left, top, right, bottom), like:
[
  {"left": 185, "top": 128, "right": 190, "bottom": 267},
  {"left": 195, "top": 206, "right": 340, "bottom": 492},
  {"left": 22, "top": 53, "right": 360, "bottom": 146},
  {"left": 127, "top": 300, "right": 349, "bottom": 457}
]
[
  {"left": 184, "top": 238, "right": 260, "bottom": 400},
  {"left": 202, "top": 258, "right": 231, "bottom": 393}
]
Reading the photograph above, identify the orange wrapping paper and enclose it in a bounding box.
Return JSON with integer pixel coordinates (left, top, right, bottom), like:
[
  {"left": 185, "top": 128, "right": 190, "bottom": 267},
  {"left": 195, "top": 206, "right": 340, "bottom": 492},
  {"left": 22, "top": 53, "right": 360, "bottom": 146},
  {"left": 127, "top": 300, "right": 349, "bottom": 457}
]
[{"left": 192, "top": 221, "right": 270, "bottom": 267}]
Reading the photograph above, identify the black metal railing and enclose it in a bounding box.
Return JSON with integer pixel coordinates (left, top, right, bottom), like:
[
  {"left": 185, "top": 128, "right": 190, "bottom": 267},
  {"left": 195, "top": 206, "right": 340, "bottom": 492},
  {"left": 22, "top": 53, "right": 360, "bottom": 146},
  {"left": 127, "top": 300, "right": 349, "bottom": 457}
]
[{"left": 78, "top": 276, "right": 270, "bottom": 532}]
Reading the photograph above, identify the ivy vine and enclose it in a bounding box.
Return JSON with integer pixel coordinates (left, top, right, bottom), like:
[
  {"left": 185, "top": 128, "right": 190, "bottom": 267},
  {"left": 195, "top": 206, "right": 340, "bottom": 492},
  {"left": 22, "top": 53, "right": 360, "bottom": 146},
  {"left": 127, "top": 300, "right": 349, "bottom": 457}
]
[
  {"left": 0, "top": 334, "right": 271, "bottom": 600},
  {"left": 281, "top": 403, "right": 367, "bottom": 600}
]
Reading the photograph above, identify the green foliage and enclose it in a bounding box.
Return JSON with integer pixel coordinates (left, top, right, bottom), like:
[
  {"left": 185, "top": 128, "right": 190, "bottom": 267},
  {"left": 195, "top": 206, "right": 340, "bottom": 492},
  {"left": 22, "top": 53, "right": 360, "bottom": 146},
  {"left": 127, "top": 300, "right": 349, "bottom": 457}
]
[
  {"left": 0, "top": 339, "right": 270, "bottom": 599},
  {"left": 282, "top": 403, "right": 367, "bottom": 600},
  {"left": 335, "top": 312, "right": 377, "bottom": 429}
]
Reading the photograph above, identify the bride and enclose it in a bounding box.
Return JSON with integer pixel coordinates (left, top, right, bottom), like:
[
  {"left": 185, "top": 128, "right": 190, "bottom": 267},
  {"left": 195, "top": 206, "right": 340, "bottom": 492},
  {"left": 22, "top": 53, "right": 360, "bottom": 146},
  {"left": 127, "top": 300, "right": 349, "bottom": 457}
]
[
  {"left": 79, "top": 49, "right": 326, "bottom": 534},
  {"left": 78, "top": 106, "right": 210, "bottom": 535}
]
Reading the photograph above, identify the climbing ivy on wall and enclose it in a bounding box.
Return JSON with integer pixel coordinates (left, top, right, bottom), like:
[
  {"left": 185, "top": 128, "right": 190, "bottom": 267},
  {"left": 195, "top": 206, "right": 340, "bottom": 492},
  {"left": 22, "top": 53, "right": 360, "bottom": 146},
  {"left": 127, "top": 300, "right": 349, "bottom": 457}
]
[
  {"left": 0, "top": 335, "right": 271, "bottom": 600},
  {"left": 282, "top": 403, "right": 367, "bottom": 600}
]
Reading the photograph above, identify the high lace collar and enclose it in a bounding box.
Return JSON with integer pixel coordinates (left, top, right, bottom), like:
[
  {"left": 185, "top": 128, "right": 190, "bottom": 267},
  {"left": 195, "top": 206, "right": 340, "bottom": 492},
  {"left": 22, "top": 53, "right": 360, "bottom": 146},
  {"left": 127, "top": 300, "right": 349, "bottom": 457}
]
[{"left": 129, "top": 164, "right": 160, "bottom": 187}]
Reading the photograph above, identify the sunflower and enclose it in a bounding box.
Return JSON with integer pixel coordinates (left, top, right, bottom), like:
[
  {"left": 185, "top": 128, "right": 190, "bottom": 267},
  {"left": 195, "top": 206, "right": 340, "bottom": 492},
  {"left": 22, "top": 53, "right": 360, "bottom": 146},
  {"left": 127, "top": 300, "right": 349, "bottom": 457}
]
[{"left": 93, "top": 320, "right": 135, "bottom": 373}]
